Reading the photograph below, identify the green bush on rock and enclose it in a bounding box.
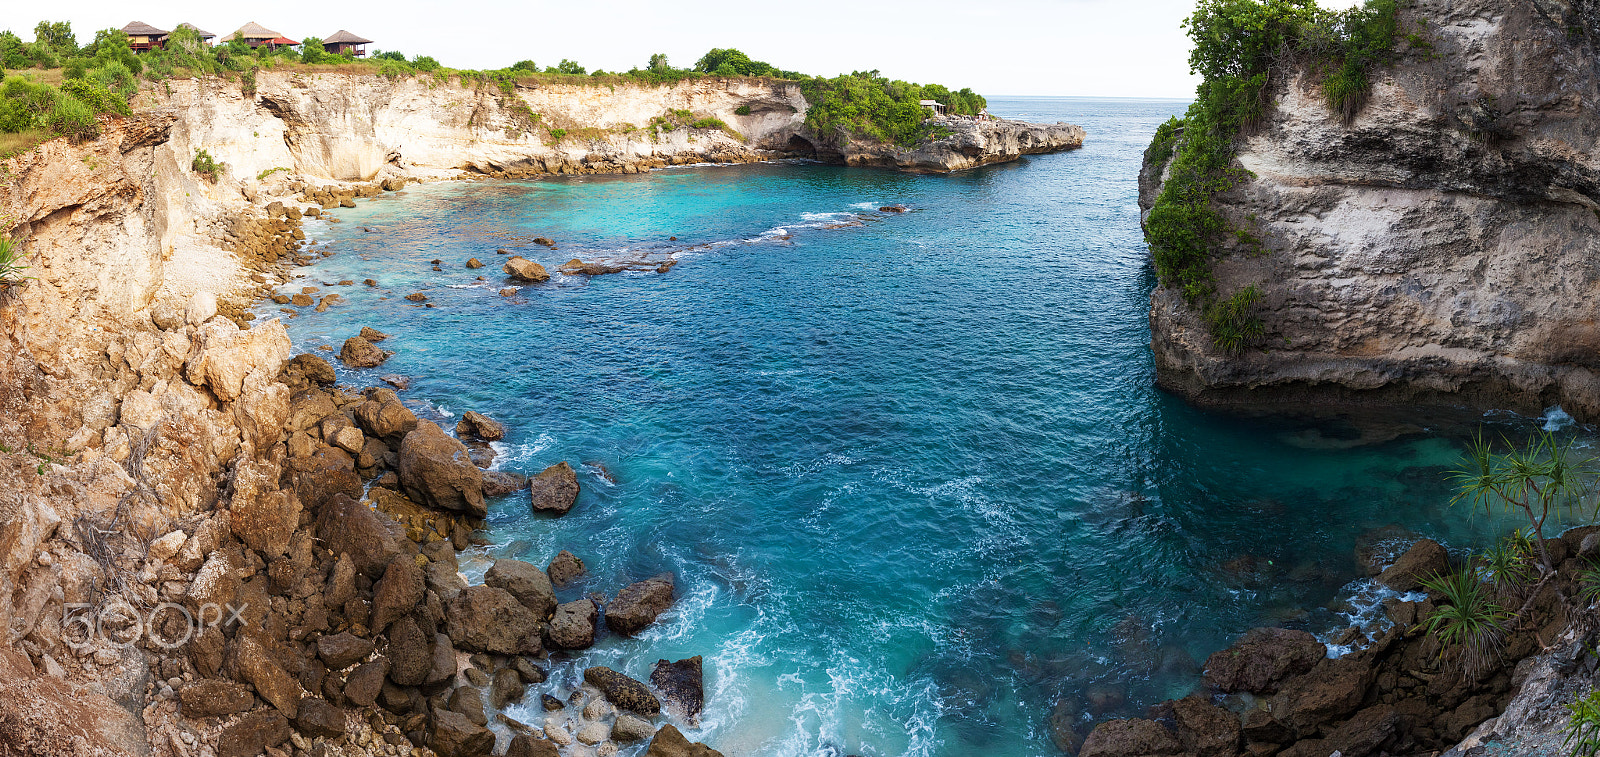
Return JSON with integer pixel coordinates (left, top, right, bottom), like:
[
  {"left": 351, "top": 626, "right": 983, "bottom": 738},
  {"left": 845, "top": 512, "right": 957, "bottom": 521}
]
[{"left": 1145, "top": 0, "right": 1414, "bottom": 350}]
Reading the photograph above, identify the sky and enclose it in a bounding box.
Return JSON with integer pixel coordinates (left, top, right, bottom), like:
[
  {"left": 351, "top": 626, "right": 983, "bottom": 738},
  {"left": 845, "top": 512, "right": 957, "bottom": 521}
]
[{"left": 8, "top": 0, "right": 1366, "bottom": 99}]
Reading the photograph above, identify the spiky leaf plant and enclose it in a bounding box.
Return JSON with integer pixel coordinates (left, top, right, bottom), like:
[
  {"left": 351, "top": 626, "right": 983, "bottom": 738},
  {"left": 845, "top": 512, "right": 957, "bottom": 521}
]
[
  {"left": 1478, "top": 529, "right": 1538, "bottom": 600},
  {"left": 1578, "top": 559, "right": 1600, "bottom": 609},
  {"left": 1420, "top": 569, "right": 1509, "bottom": 679},
  {"left": 0, "top": 236, "right": 29, "bottom": 285},
  {"left": 1451, "top": 429, "right": 1598, "bottom": 575},
  {"left": 1566, "top": 689, "right": 1600, "bottom": 757}
]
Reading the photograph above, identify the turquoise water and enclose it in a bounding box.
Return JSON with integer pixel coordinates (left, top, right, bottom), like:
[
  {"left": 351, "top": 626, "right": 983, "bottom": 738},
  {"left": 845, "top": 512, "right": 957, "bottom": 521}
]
[{"left": 272, "top": 98, "right": 1562, "bottom": 756}]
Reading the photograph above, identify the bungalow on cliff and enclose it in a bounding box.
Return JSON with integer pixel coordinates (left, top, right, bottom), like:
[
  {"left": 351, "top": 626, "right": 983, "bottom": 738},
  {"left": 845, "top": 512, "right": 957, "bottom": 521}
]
[
  {"left": 322, "top": 30, "right": 373, "bottom": 57},
  {"left": 919, "top": 99, "right": 946, "bottom": 116},
  {"left": 221, "top": 22, "right": 296, "bottom": 50},
  {"left": 171, "top": 23, "right": 217, "bottom": 46},
  {"left": 120, "top": 21, "right": 169, "bottom": 53}
]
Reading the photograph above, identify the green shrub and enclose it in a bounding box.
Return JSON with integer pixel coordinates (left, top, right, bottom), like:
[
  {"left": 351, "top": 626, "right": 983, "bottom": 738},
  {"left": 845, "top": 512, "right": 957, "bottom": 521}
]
[
  {"left": 44, "top": 94, "right": 96, "bottom": 140},
  {"left": 799, "top": 72, "right": 985, "bottom": 146},
  {"left": 510, "top": 60, "right": 538, "bottom": 72},
  {"left": 33, "top": 21, "right": 76, "bottom": 57},
  {"left": 191, "top": 148, "right": 222, "bottom": 181},
  {"left": 60, "top": 77, "right": 128, "bottom": 116},
  {"left": 1567, "top": 689, "right": 1600, "bottom": 757},
  {"left": 240, "top": 68, "right": 257, "bottom": 97},
  {"left": 1419, "top": 570, "right": 1508, "bottom": 678},
  {"left": 0, "top": 235, "right": 29, "bottom": 284},
  {"left": 412, "top": 56, "right": 441, "bottom": 72},
  {"left": 1579, "top": 559, "right": 1600, "bottom": 608},
  {"left": 734, "top": 104, "right": 752, "bottom": 116},
  {"left": 373, "top": 50, "right": 407, "bottom": 62},
  {"left": 690, "top": 117, "right": 725, "bottom": 129},
  {"left": 0, "top": 31, "right": 28, "bottom": 70},
  {"left": 1205, "top": 285, "right": 1265, "bottom": 353},
  {"left": 1479, "top": 530, "right": 1538, "bottom": 599},
  {"left": 548, "top": 59, "right": 585, "bottom": 75},
  {"left": 548, "top": 128, "right": 567, "bottom": 142},
  {"left": 377, "top": 59, "right": 415, "bottom": 79},
  {"left": 1146, "top": 116, "right": 1184, "bottom": 166}
]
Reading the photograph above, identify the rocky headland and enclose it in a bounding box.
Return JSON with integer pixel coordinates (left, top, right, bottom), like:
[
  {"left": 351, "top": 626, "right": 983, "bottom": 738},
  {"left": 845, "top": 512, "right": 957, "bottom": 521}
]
[{"left": 1141, "top": 0, "right": 1600, "bottom": 421}]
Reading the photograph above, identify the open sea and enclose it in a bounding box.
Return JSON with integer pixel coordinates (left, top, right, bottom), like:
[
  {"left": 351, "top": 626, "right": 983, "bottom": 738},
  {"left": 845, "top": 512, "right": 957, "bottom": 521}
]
[{"left": 266, "top": 97, "right": 1575, "bottom": 756}]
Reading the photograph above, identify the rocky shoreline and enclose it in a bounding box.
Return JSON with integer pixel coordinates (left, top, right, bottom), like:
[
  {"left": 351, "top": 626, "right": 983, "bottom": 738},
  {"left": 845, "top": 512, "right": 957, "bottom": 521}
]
[{"left": 1076, "top": 534, "right": 1597, "bottom": 757}]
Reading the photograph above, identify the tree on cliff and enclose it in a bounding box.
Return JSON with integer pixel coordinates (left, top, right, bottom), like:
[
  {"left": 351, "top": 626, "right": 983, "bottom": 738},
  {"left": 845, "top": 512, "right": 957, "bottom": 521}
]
[
  {"left": 1452, "top": 430, "right": 1597, "bottom": 575},
  {"left": 32, "top": 21, "right": 76, "bottom": 57}
]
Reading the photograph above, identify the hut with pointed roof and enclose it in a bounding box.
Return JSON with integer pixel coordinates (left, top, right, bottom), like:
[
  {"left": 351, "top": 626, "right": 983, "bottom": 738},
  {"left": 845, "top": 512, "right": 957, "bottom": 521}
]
[
  {"left": 221, "top": 22, "right": 296, "bottom": 50},
  {"left": 322, "top": 30, "right": 373, "bottom": 57},
  {"left": 170, "top": 23, "right": 217, "bottom": 46},
  {"left": 120, "top": 21, "right": 169, "bottom": 53}
]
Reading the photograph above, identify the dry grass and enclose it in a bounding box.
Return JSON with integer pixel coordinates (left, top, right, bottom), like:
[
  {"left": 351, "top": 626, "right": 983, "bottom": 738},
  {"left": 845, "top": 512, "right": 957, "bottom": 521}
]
[
  {"left": 0, "top": 130, "right": 51, "bottom": 159},
  {"left": 2, "top": 68, "right": 63, "bottom": 86}
]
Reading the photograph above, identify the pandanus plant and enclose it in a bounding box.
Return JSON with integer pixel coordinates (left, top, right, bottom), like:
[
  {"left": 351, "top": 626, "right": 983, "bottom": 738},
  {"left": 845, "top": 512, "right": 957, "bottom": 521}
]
[
  {"left": 0, "top": 235, "right": 29, "bottom": 287},
  {"left": 1450, "top": 429, "right": 1597, "bottom": 576}
]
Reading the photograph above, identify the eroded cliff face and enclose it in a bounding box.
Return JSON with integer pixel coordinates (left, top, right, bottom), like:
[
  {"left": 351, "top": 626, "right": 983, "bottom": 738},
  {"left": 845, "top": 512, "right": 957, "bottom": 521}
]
[
  {"left": 835, "top": 116, "right": 1085, "bottom": 173},
  {"left": 1142, "top": 0, "right": 1600, "bottom": 419}
]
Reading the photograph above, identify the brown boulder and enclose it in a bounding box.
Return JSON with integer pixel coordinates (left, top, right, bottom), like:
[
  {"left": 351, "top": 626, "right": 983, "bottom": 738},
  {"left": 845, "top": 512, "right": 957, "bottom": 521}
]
[
  {"left": 1080, "top": 719, "right": 1182, "bottom": 757},
  {"left": 1292, "top": 704, "right": 1399, "bottom": 757},
  {"left": 529, "top": 461, "right": 580, "bottom": 515},
  {"left": 399, "top": 422, "right": 487, "bottom": 517},
  {"left": 316, "top": 632, "right": 374, "bottom": 671},
  {"left": 432, "top": 708, "right": 495, "bottom": 757},
  {"left": 482, "top": 470, "right": 528, "bottom": 496},
  {"left": 1204, "top": 627, "right": 1326, "bottom": 694},
  {"left": 607, "top": 573, "right": 676, "bottom": 635},
  {"left": 584, "top": 666, "right": 661, "bottom": 716},
  {"left": 293, "top": 697, "right": 346, "bottom": 738},
  {"left": 1271, "top": 656, "right": 1376, "bottom": 736},
  {"left": 645, "top": 724, "right": 724, "bottom": 757},
  {"left": 342, "top": 658, "right": 388, "bottom": 707},
  {"left": 235, "top": 636, "right": 304, "bottom": 716},
  {"left": 456, "top": 410, "right": 506, "bottom": 441},
  {"left": 359, "top": 326, "right": 390, "bottom": 342},
  {"left": 1171, "top": 696, "right": 1240, "bottom": 757},
  {"left": 445, "top": 585, "right": 543, "bottom": 655},
  {"left": 651, "top": 656, "right": 703, "bottom": 726},
  {"left": 288, "top": 353, "right": 336, "bottom": 385},
  {"left": 354, "top": 389, "right": 419, "bottom": 443},
  {"left": 317, "top": 494, "right": 406, "bottom": 579},
  {"left": 503, "top": 256, "right": 550, "bottom": 282},
  {"left": 548, "top": 550, "right": 585, "bottom": 586},
  {"left": 447, "top": 686, "right": 488, "bottom": 726},
  {"left": 1376, "top": 538, "right": 1450, "bottom": 592},
  {"left": 340, "top": 336, "right": 389, "bottom": 368},
  {"left": 506, "top": 734, "right": 561, "bottom": 757},
  {"left": 218, "top": 711, "right": 291, "bottom": 757},
  {"left": 387, "top": 615, "right": 433, "bottom": 686},
  {"left": 466, "top": 258, "right": 485, "bottom": 269},
  {"left": 178, "top": 679, "right": 255, "bottom": 718},
  {"left": 547, "top": 598, "right": 598, "bottom": 649},
  {"left": 485, "top": 559, "right": 557, "bottom": 620},
  {"left": 371, "top": 556, "right": 426, "bottom": 634},
  {"left": 490, "top": 667, "right": 527, "bottom": 709},
  {"left": 292, "top": 445, "right": 363, "bottom": 513}
]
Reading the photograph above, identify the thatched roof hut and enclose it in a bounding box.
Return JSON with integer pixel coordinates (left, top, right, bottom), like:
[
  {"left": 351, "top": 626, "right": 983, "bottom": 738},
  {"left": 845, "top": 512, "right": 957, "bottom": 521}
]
[
  {"left": 322, "top": 30, "right": 373, "bottom": 56},
  {"left": 174, "top": 23, "right": 216, "bottom": 41},
  {"left": 221, "top": 22, "right": 287, "bottom": 48},
  {"left": 121, "top": 21, "right": 169, "bottom": 51}
]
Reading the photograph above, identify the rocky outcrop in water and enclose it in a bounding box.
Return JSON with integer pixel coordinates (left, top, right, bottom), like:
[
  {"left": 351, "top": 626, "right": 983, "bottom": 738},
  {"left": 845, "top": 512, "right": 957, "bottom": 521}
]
[
  {"left": 1142, "top": 0, "right": 1600, "bottom": 420},
  {"left": 834, "top": 117, "right": 1086, "bottom": 173}
]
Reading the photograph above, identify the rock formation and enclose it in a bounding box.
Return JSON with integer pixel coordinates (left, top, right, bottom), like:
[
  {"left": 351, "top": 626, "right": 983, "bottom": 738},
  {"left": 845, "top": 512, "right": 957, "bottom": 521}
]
[{"left": 1142, "top": 0, "right": 1600, "bottom": 420}]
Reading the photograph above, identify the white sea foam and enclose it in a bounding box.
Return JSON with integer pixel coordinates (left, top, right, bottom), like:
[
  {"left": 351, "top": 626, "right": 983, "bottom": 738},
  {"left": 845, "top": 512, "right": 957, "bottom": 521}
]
[
  {"left": 1320, "top": 578, "right": 1426, "bottom": 658},
  {"left": 1545, "top": 405, "right": 1576, "bottom": 431},
  {"left": 492, "top": 433, "right": 556, "bottom": 469}
]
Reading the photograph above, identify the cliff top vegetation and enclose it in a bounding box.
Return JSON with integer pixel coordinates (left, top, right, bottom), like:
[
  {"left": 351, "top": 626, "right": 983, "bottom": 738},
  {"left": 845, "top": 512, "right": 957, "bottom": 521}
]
[
  {"left": 1142, "top": 0, "right": 1417, "bottom": 351},
  {"left": 0, "top": 22, "right": 987, "bottom": 153}
]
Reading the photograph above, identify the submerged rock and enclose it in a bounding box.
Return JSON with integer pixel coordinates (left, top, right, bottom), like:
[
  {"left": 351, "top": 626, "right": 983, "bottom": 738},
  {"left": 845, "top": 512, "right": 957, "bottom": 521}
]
[
  {"left": 1204, "top": 627, "right": 1325, "bottom": 694},
  {"left": 529, "top": 461, "right": 580, "bottom": 515},
  {"left": 583, "top": 666, "right": 661, "bottom": 716},
  {"left": 504, "top": 256, "right": 550, "bottom": 282},
  {"left": 606, "top": 573, "right": 676, "bottom": 635},
  {"left": 547, "top": 550, "right": 585, "bottom": 586},
  {"left": 651, "top": 656, "right": 703, "bottom": 725},
  {"left": 339, "top": 336, "right": 389, "bottom": 368},
  {"left": 547, "top": 598, "right": 598, "bottom": 649},
  {"left": 1376, "top": 539, "right": 1450, "bottom": 592},
  {"left": 644, "top": 724, "right": 723, "bottom": 757},
  {"left": 457, "top": 410, "right": 506, "bottom": 441}
]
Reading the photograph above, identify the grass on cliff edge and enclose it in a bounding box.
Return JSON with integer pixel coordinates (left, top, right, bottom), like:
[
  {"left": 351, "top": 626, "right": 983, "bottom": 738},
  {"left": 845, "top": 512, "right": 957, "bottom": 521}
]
[{"left": 1144, "top": 0, "right": 1414, "bottom": 353}]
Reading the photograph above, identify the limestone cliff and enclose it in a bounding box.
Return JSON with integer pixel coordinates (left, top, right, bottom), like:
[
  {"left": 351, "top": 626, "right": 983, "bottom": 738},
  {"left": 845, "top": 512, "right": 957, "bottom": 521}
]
[
  {"left": 1142, "top": 0, "right": 1600, "bottom": 420},
  {"left": 146, "top": 71, "right": 1081, "bottom": 186}
]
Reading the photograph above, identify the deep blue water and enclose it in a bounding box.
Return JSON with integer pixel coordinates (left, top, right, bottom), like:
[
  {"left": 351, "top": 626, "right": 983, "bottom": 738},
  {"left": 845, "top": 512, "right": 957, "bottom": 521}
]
[{"left": 270, "top": 97, "right": 1555, "bottom": 756}]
